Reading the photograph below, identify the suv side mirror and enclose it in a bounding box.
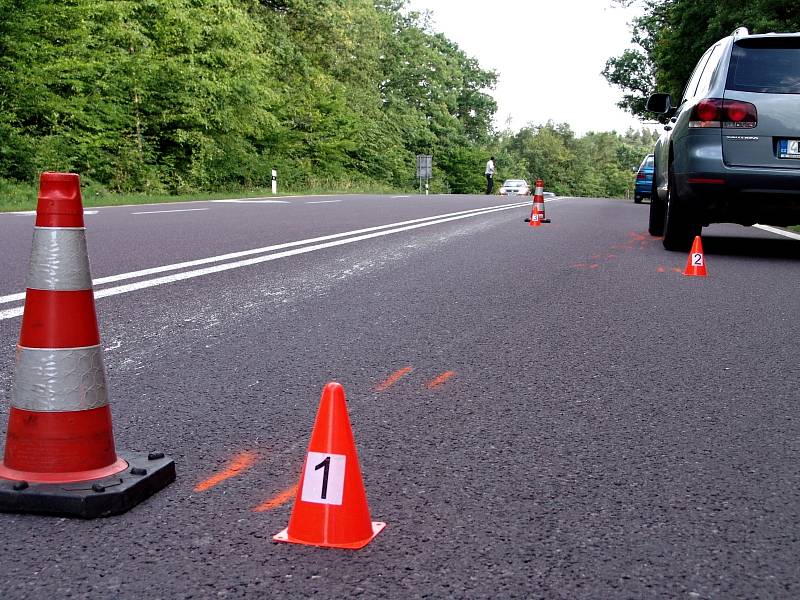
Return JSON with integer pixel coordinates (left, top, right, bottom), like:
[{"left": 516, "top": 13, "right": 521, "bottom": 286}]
[{"left": 646, "top": 93, "right": 673, "bottom": 114}]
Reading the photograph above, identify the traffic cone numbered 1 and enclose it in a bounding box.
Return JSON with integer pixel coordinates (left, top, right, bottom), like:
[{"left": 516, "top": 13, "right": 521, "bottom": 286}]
[
  {"left": 0, "top": 172, "right": 175, "bottom": 518},
  {"left": 274, "top": 382, "right": 385, "bottom": 549},
  {"left": 683, "top": 235, "right": 708, "bottom": 277}
]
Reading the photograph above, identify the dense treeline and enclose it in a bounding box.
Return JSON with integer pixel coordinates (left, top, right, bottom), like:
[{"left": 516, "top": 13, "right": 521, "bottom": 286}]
[
  {"left": 604, "top": 0, "right": 800, "bottom": 118},
  {"left": 0, "top": 0, "right": 654, "bottom": 199},
  {"left": 497, "top": 123, "right": 658, "bottom": 198}
]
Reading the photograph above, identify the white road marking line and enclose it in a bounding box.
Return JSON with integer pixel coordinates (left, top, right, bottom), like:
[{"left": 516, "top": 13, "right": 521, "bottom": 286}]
[
  {"left": 0, "top": 201, "right": 528, "bottom": 320},
  {"left": 1, "top": 201, "right": 525, "bottom": 306},
  {"left": 5, "top": 210, "right": 99, "bottom": 216},
  {"left": 754, "top": 224, "right": 800, "bottom": 241},
  {"left": 276, "top": 194, "right": 342, "bottom": 199},
  {"left": 1, "top": 291, "right": 25, "bottom": 303},
  {"left": 42, "top": 194, "right": 342, "bottom": 210},
  {"left": 211, "top": 199, "right": 290, "bottom": 204},
  {"left": 391, "top": 195, "right": 410, "bottom": 198},
  {"left": 132, "top": 208, "right": 211, "bottom": 215},
  {"left": 306, "top": 200, "right": 341, "bottom": 204}
]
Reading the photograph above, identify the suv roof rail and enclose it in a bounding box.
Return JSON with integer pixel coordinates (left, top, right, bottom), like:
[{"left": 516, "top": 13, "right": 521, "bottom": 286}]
[{"left": 731, "top": 26, "right": 749, "bottom": 39}]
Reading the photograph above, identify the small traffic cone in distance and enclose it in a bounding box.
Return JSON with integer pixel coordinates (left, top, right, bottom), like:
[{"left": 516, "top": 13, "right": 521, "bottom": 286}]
[
  {"left": 683, "top": 235, "right": 708, "bottom": 277},
  {"left": 0, "top": 172, "right": 175, "bottom": 518},
  {"left": 528, "top": 204, "right": 542, "bottom": 227},
  {"left": 533, "top": 178, "right": 550, "bottom": 223},
  {"left": 274, "top": 382, "right": 385, "bottom": 549}
]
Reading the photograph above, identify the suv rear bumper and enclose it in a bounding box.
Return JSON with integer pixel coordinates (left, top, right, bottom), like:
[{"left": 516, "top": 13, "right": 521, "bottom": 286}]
[{"left": 673, "top": 135, "right": 800, "bottom": 226}]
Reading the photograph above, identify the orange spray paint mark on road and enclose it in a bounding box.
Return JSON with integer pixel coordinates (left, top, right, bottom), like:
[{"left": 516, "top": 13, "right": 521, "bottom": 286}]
[
  {"left": 629, "top": 231, "right": 648, "bottom": 242},
  {"left": 672, "top": 267, "right": 682, "bottom": 273},
  {"left": 373, "top": 366, "right": 413, "bottom": 392},
  {"left": 253, "top": 484, "right": 298, "bottom": 512},
  {"left": 426, "top": 371, "right": 456, "bottom": 389},
  {"left": 194, "top": 451, "right": 258, "bottom": 492},
  {"left": 657, "top": 266, "right": 666, "bottom": 273}
]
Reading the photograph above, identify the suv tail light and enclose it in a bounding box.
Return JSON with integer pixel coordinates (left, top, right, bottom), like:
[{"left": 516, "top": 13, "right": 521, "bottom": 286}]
[
  {"left": 636, "top": 172, "right": 646, "bottom": 180},
  {"left": 689, "top": 98, "right": 757, "bottom": 128},
  {"left": 724, "top": 100, "right": 757, "bottom": 128}
]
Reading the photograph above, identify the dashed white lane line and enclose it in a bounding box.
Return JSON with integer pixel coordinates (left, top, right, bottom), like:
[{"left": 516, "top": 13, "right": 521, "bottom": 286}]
[
  {"left": 0, "top": 201, "right": 529, "bottom": 320},
  {"left": 3, "top": 208, "right": 496, "bottom": 307},
  {"left": 391, "top": 195, "right": 410, "bottom": 198},
  {"left": 211, "top": 199, "right": 290, "bottom": 204},
  {"left": 6, "top": 210, "right": 99, "bottom": 216},
  {"left": 132, "top": 208, "right": 210, "bottom": 215},
  {"left": 305, "top": 200, "right": 341, "bottom": 204}
]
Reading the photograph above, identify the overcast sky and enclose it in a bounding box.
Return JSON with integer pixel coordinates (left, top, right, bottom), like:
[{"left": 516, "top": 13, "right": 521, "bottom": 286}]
[{"left": 404, "top": 0, "right": 657, "bottom": 136}]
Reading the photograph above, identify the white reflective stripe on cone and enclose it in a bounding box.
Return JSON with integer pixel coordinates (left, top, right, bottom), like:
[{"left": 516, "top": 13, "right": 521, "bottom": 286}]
[
  {"left": 27, "top": 228, "right": 92, "bottom": 291},
  {"left": 12, "top": 345, "right": 109, "bottom": 412}
]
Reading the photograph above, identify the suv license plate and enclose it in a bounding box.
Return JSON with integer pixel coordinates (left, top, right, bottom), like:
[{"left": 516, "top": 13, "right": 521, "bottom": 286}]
[{"left": 779, "top": 139, "right": 800, "bottom": 159}]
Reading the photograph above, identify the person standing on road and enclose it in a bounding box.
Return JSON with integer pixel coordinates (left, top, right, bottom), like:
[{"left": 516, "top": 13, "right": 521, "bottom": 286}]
[{"left": 485, "top": 156, "right": 496, "bottom": 195}]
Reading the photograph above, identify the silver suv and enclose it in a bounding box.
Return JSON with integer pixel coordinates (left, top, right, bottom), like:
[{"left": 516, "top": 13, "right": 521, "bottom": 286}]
[{"left": 646, "top": 28, "right": 800, "bottom": 250}]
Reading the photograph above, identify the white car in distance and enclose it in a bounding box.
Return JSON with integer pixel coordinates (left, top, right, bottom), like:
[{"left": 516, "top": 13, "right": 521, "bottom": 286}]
[{"left": 498, "top": 179, "right": 530, "bottom": 195}]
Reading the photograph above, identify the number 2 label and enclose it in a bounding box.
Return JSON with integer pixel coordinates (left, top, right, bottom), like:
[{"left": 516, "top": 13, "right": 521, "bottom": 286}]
[
  {"left": 301, "top": 452, "right": 346, "bottom": 505},
  {"left": 692, "top": 252, "right": 704, "bottom": 266}
]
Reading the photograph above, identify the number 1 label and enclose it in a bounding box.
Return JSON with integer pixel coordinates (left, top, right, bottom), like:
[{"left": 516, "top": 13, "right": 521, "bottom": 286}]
[{"left": 301, "top": 452, "right": 346, "bottom": 505}]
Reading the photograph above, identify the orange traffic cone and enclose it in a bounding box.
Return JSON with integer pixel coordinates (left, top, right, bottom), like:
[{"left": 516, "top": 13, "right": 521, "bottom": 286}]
[
  {"left": 0, "top": 172, "right": 175, "bottom": 518},
  {"left": 533, "top": 178, "right": 550, "bottom": 223},
  {"left": 274, "top": 382, "right": 385, "bottom": 549},
  {"left": 683, "top": 235, "right": 708, "bottom": 277},
  {"left": 528, "top": 204, "right": 542, "bottom": 227}
]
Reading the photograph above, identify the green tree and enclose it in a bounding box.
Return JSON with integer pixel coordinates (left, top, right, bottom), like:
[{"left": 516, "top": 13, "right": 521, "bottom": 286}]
[
  {"left": 499, "top": 122, "right": 657, "bottom": 198},
  {"left": 0, "top": 0, "right": 499, "bottom": 194},
  {"left": 604, "top": 0, "right": 800, "bottom": 118}
]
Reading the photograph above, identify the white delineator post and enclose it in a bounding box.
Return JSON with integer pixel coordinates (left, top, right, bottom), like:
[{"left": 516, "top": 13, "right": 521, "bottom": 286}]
[{"left": 272, "top": 169, "right": 277, "bottom": 195}]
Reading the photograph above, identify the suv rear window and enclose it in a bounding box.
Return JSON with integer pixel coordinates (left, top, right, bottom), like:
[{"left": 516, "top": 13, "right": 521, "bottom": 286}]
[{"left": 726, "top": 38, "right": 800, "bottom": 94}]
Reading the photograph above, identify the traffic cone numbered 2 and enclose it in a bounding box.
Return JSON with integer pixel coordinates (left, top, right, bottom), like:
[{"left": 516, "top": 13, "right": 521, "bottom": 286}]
[
  {"left": 0, "top": 172, "right": 175, "bottom": 518},
  {"left": 683, "top": 236, "right": 708, "bottom": 277},
  {"left": 274, "top": 382, "right": 385, "bottom": 549}
]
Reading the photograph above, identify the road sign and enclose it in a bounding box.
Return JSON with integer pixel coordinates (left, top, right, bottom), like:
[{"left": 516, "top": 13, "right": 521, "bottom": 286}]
[
  {"left": 416, "top": 154, "right": 432, "bottom": 194},
  {"left": 416, "top": 155, "right": 432, "bottom": 179}
]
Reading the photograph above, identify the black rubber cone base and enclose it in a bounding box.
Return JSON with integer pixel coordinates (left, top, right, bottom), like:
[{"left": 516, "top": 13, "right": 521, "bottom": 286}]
[{"left": 0, "top": 451, "right": 175, "bottom": 519}]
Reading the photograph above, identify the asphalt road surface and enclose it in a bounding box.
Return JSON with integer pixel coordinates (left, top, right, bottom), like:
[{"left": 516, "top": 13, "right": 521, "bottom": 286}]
[{"left": 0, "top": 194, "right": 798, "bottom": 599}]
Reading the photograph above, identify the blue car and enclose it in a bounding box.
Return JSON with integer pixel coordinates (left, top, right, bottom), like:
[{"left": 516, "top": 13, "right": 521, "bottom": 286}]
[{"left": 634, "top": 153, "right": 654, "bottom": 203}]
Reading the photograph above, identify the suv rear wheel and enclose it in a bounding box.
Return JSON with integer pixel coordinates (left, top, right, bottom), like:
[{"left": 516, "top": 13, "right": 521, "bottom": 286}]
[{"left": 663, "top": 167, "right": 701, "bottom": 251}]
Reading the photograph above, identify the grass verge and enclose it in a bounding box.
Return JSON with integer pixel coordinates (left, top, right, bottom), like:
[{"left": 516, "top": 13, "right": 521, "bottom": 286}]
[{"left": 0, "top": 178, "right": 408, "bottom": 212}]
